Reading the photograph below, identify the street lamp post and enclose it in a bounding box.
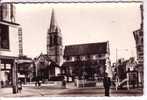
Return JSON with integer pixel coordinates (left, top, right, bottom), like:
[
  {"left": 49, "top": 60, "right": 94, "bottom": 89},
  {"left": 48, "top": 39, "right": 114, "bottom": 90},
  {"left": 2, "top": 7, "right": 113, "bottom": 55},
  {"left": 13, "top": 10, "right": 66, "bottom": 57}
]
[
  {"left": 116, "top": 48, "right": 118, "bottom": 63},
  {"left": 82, "top": 66, "right": 85, "bottom": 88},
  {"left": 12, "top": 59, "right": 18, "bottom": 94},
  {"left": 33, "top": 59, "right": 38, "bottom": 85},
  {"left": 0, "top": 60, "right": 1, "bottom": 88},
  {"left": 35, "top": 62, "right": 38, "bottom": 80}
]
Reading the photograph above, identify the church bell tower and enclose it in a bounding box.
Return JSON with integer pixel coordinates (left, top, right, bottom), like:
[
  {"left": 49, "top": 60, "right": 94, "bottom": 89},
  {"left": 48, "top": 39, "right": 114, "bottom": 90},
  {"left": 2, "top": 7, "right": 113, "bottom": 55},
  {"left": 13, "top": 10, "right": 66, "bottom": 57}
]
[{"left": 47, "top": 9, "right": 63, "bottom": 66}]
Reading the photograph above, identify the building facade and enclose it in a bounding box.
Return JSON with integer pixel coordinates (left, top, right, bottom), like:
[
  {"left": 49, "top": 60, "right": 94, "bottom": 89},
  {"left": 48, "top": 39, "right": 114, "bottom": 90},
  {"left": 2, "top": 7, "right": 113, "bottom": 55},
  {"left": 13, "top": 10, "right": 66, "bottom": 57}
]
[
  {"left": 0, "top": 3, "right": 20, "bottom": 87},
  {"left": 34, "top": 53, "right": 61, "bottom": 81},
  {"left": 62, "top": 42, "right": 110, "bottom": 82},
  {"left": 18, "top": 27, "right": 23, "bottom": 57},
  {"left": 30, "top": 9, "right": 63, "bottom": 82},
  {"left": 133, "top": 4, "right": 143, "bottom": 87}
]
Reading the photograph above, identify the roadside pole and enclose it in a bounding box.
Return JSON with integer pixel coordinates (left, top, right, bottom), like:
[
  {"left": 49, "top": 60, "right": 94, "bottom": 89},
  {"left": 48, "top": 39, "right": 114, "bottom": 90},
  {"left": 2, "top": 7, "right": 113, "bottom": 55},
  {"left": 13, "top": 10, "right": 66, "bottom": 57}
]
[
  {"left": 12, "top": 59, "right": 18, "bottom": 94},
  {"left": 0, "top": 60, "right": 1, "bottom": 88},
  {"left": 127, "top": 72, "right": 130, "bottom": 90}
]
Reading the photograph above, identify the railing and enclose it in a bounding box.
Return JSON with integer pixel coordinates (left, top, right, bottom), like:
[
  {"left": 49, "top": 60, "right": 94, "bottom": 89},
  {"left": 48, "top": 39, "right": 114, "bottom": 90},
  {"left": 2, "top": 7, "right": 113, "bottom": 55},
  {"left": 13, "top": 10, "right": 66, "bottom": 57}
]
[
  {"left": 114, "top": 76, "right": 129, "bottom": 90},
  {"left": 96, "top": 77, "right": 104, "bottom": 88}
]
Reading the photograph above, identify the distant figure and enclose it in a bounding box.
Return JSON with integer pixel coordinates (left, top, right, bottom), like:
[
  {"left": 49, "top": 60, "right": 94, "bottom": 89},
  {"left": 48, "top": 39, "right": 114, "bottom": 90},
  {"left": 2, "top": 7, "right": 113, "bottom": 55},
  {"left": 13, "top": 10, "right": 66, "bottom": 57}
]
[
  {"left": 103, "top": 73, "right": 111, "bottom": 96},
  {"left": 38, "top": 81, "right": 41, "bottom": 87},
  {"left": 62, "top": 79, "right": 66, "bottom": 88},
  {"left": 132, "top": 73, "right": 137, "bottom": 89},
  {"left": 1, "top": 81, "right": 4, "bottom": 88},
  {"left": 35, "top": 82, "right": 37, "bottom": 87},
  {"left": 17, "top": 80, "right": 22, "bottom": 93}
]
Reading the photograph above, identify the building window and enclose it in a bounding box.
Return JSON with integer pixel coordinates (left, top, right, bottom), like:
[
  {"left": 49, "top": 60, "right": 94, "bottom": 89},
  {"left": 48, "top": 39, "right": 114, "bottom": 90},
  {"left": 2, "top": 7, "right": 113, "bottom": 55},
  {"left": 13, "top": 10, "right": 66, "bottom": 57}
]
[
  {"left": 76, "top": 56, "right": 80, "bottom": 61},
  {"left": 96, "top": 54, "right": 102, "bottom": 58},
  {"left": 86, "top": 55, "right": 90, "bottom": 60},
  {"left": 99, "top": 60, "right": 105, "bottom": 64},
  {"left": 99, "top": 54, "right": 102, "bottom": 57},
  {"left": 137, "top": 46, "right": 143, "bottom": 51},
  {"left": 74, "top": 56, "right": 80, "bottom": 61},
  {"left": 49, "top": 33, "right": 61, "bottom": 46},
  {"left": 66, "top": 57, "right": 70, "bottom": 60},
  {"left": 50, "top": 35, "right": 53, "bottom": 46},
  {"left": 54, "top": 35, "right": 57, "bottom": 45},
  {"left": 69, "top": 67, "right": 72, "bottom": 75},
  {"left": 6, "top": 64, "right": 11, "bottom": 69},
  {"left": 0, "top": 5, "right": 2, "bottom": 20},
  {"left": 92, "top": 55, "right": 97, "bottom": 60},
  {"left": 65, "top": 56, "right": 71, "bottom": 61},
  {"left": 139, "top": 31, "right": 143, "bottom": 36},
  {"left": 0, "top": 24, "right": 9, "bottom": 49},
  {"left": 141, "top": 37, "right": 143, "bottom": 44},
  {"left": 71, "top": 56, "right": 75, "bottom": 61},
  {"left": 80, "top": 56, "right": 86, "bottom": 61},
  {"left": 57, "top": 36, "right": 62, "bottom": 45}
]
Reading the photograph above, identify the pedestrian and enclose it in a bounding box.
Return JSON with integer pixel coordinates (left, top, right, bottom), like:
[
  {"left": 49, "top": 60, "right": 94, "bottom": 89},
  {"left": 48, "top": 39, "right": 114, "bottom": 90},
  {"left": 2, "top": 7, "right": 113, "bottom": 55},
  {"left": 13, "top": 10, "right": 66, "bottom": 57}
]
[
  {"left": 62, "top": 79, "right": 66, "bottom": 88},
  {"left": 132, "top": 73, "right": 136, "bottom": 89},
  {"left": 17, "top": 80, "right": 22, "bottom": 93},
  {"left": 1, "top": 81, "right": 4, "bottom": 88},
  {"left": 38, "top": 80, "right": 41, "bottom": 87},
  {"left": 103, "top": 73, "right": 111, "bottom": 96},
  {"left": 35, "top": 82, "right": 37, "bottom": 87}
]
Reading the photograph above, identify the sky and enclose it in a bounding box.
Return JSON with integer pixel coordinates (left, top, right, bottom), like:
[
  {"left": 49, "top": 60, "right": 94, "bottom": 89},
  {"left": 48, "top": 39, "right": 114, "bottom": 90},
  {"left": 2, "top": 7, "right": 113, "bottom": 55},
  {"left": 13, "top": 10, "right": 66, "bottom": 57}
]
[{"left": 15, "top": 3, "right": 142, "bottom": 62}]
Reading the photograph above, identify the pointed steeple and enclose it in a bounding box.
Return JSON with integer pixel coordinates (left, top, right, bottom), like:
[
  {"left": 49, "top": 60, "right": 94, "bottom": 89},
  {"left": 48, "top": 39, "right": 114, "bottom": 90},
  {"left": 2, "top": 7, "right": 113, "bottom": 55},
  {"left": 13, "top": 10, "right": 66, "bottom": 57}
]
[
  {"left": 47, "top": 8, "right": 63, "bottom": 66},
  {"left": 49, "top": 9, "right": 61, "bottom": 33}
]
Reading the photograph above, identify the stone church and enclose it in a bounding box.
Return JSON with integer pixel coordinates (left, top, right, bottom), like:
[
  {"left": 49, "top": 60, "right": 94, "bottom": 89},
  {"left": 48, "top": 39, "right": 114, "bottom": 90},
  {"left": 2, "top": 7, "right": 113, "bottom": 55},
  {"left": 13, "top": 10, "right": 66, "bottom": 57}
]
[
  {"left": 34, "top": 9, "right": 63, "bottom": 81},
  {"left": 45, "top": 9, "right": 110, "bottom": 82}
]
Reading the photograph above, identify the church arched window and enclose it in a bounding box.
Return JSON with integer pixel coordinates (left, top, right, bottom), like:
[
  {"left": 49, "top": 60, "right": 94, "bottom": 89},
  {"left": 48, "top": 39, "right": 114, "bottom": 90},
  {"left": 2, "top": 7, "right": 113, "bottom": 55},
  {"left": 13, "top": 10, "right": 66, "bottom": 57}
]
[
  {"left": 54, "top": 35, "right": 57, "bottom": 45},
  {"left": 50, "top": 35, "right": 53, "bottom": 46}
]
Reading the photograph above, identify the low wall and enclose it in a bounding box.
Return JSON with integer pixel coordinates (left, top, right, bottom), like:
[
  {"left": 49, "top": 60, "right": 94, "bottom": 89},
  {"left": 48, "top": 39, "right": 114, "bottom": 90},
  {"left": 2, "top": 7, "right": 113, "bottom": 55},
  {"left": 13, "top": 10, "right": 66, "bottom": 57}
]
[
  {"left": 75, "top": 80, "right": 96, "bottom": 88},
  {"left": 45, "top": 81, "right": 64, "bottom": 88},
  {"left": 54, "top": 81, "right": 63, "bottom": 87}
]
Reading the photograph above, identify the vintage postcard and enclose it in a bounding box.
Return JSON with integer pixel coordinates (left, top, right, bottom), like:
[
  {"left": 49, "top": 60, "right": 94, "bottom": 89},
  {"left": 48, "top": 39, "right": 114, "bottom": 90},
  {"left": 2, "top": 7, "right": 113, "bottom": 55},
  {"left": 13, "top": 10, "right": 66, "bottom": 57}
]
[{"left": 0, "top": 0, "right": 144, "bottom": 98}]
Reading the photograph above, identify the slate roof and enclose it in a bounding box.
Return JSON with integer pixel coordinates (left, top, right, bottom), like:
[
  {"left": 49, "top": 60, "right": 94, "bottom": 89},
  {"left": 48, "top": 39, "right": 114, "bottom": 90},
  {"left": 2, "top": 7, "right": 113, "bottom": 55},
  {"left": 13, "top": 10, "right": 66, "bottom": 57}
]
[
  {"left": 62, "top": 60, "right": 98, "bottom": 67},
  {"left": 64, "top": 42, "right": 109, "bottom": 57},
  {"left": 35, "top": 53, "right": 60, "bottom": 68}
]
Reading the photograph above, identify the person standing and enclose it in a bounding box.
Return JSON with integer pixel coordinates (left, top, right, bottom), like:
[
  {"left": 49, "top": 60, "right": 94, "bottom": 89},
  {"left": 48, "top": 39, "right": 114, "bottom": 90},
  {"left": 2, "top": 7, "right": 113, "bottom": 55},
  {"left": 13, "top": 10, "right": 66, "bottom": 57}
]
[
  {"left": 17, "top": 80, "right": 22, "bottom": 93},
  {"left": 62, "top": 79, "right": 66, "bottom": 88},
  {"left": 103, "top": 73, "right": 111, "bottom": 96}
]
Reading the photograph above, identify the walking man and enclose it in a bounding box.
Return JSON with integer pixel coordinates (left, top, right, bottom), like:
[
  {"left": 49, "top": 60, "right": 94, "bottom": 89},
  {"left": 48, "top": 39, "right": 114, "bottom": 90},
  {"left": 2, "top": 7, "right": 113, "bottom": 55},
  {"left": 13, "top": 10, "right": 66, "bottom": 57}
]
[{"left": 103, "top": 73, "right": 111, "bottom": 96}]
